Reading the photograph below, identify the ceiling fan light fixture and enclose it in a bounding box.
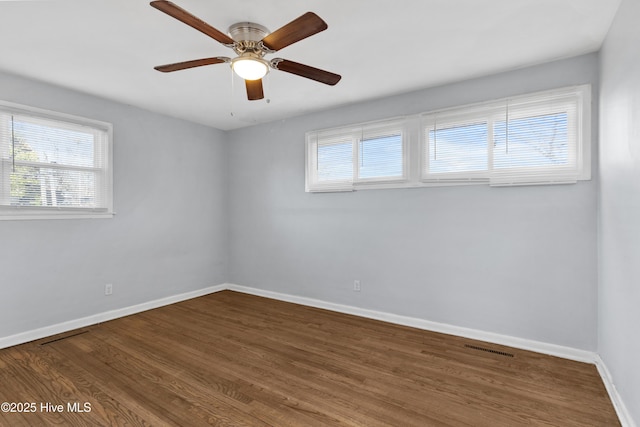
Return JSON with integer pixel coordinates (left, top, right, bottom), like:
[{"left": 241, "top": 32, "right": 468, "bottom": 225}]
[
  {"left": 231, "top": 54, "right": 269, "bottom": 80},
  {"left": 151, "top": 2, "right": 341, "bottom": 101}
]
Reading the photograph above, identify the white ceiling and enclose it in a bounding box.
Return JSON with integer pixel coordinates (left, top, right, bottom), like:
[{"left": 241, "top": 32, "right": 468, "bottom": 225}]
[{"left": 0, "top": 0, "right": 621, "bottom": 131}]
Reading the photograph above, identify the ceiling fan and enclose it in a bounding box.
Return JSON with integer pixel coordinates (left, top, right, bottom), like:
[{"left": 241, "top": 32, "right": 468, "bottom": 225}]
[{"left": 150, "top": 1, "right": 342, "bottom": 101}]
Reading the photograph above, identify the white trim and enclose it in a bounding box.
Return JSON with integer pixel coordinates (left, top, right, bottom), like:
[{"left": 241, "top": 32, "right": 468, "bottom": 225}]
[
  {"left": 0, "top": 99, "right": 112, "bottom": 130},
  {"left": 0, "top": 99, "right": 114, "bottom": 220},
  {"left": 226, "top": 284, "right": 596, "bottom": 363},
  {"left": 595, "top": 355, "right": 638, "bottom": 427},
  {"left": 306, "top": 117, "right": 407, "bottom": 192},
  {"left": 306, "top": 85, "right": 591, "bottom": 192},
  {"left": 0, "top": 211, "right": 114, "bottom": 221},
  {"left": 0, "top": 283, "right": 228, "bottom": 350},
  {"left": 2, "top": 281, "right": 598, "bottom": 363}
]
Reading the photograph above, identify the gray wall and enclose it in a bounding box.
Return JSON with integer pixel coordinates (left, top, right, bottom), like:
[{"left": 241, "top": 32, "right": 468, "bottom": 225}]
[
  {"left": 0, "top": 70, "right": 228, "bottom": 338},
  {"left": 0, "top": 52, "right": 604, "bottom": 355},
  {"left": 599, "top": 0, "right": 640, "bottom": 423},
  {"left": 227, "top": 54, "right": 600, "bottom": 351}
]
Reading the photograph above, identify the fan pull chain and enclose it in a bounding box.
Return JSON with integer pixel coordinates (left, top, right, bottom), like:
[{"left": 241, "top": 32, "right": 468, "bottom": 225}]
[
  {"left": 265, "top": 74, "right": 271, "bottom": 104},
  {"left": 229, "top": 70, "right": 235, "bottom": 117}
]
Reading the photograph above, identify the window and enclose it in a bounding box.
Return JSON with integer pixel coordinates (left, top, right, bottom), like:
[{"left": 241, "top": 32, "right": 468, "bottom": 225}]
[
  {"left": 423, "top": 108, "right": 492, "bottom": 182},
  {"left": 422, "top": 85, "right": 589, "bottom": 186},
  {"left": 0, "top": 101, "right": 113, "bottom": 219},
  {"left": 305, "top": 85, "right": 590, "bottom": 192},
  {"left": 306, "top": 119, "right": 406, "bottom": 192}
]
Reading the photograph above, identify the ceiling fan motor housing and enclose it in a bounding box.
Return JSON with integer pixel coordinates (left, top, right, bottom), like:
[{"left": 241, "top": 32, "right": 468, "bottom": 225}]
[
  {"left": 228, "top": 22, "right": 270, "bottom": 43},
  {"left": 228, "top": 22, "right": 273, "bottom": 60}
]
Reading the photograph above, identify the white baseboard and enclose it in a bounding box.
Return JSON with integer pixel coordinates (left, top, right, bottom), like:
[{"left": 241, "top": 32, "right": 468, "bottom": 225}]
[
  {"left": 595, "top": 355, "right": 637, "bottom": 427},
  {"left": 0, "top": 283, "right": 227, "bottom": 350},
  {"left": 2, "top": 282, "right": 595, "bottom": 363},
  {"left": 227, "top": 284, "right": 597, "bottom": 364}
]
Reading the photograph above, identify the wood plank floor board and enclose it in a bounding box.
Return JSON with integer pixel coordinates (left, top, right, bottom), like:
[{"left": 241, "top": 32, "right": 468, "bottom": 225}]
[
  {"left": 0, "top": 291, "right": 620, "bottom": 426},
  {"left": 99, "top": 316, "right": 348, "bottom": 427},
  {"left": 112, "top": 339, "right": 330, "bottom": 427},
  {"left": 99, "top": 300, "right": 476, "bottom": 427},
  {"left": 140, "top": 302, "right": 480, "bottom": 425},
  {"left": 212, "top": 294, "right": 609, "bottom": 422},
  {"left": 178, "top": 296, "right": 612, "bottom": 426},
  {"left": 34, "top": 342, "right": 183, "bottom": 427},
  {"left": 117, "top": 317, "right": 428, "bottom": 426},
  {"left": 55, "top": 337, "right": 261, "bottom": 427}
]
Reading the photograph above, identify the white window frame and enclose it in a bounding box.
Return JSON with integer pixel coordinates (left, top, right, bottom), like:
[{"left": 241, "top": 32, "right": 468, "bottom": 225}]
[
  {"left": 305, "top": 85, "right": 591, "bottom": 192},
  {"left": 421, "top": 85, "right": 590, "bottom": 186},
  {"left": 420, "top": 103, "right": 502, "bottom": 184},
  {"left": 490, "top": 88, "right": 589, "bottom": 185},
  {"left": 306, "top": 118, "right": 408, "bottom": 192},
  {"left": 0, "top": 100, "right": 114, "bottom": 220}
]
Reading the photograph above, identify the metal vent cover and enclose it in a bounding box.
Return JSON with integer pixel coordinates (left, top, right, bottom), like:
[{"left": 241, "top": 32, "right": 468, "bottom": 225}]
[{"left": 464, "top": 344, "right": 514, "bottom": 357}]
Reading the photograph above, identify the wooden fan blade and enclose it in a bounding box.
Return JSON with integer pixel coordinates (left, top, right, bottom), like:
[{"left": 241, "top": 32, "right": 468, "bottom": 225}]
[
  {"left": 154, "top": 57, "right": 227, "bottom": 72},
  {"left": 273, "top": 59, "right": 341, "bottom": 85},
  {"left": 261, "top": 12, "right": 327, "bottom": 51},
  {"left": 245, "top": 79, "right": 264, "bottom": 101},
  {"left": 150, "top": 1, "right": 234, "bottom": 45}
]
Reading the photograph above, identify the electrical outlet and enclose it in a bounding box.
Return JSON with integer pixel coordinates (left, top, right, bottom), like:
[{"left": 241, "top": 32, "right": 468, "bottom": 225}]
[
  {"left": 104, "top": 283, "right": 113, "bottom": 296},
  {"left": 353, "top": 280, "right": 361, "bottom": 292}
]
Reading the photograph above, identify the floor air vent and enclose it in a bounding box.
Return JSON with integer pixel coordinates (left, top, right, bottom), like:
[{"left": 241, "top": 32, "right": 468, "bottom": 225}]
[
  {"left": 39, "top": 331, "right": 89, "bottom": 346},
  {"left": 464, "top": 344, "right": 514, "bottom": 357}
]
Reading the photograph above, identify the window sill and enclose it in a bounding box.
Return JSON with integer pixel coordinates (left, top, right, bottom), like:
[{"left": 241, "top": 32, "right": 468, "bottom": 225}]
[{"left": 0, "top": 211, "right": 114, "bottom": 221}]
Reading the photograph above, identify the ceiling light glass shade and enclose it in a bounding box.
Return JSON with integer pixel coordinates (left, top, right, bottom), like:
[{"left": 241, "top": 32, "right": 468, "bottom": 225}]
[{"left": 232, "top": 56, "right": 269, "bottom": 80}]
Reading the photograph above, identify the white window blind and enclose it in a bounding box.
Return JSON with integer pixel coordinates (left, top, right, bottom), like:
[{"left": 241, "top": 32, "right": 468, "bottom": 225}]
[
  {"left": 421, "top": 104, "right": 501, "bottom": 183},
  {"left": 305, "top": 85, "right": 590, "bottom": 193},
  {"left": 307, "top": 130, "right": 355, "bottom": 192},
  {"left": 0, "top": 101, "right": 113, "bottom": 219},
  {"left": 490, "top": 89, "right": 583, "bottom": 185},
  {"left": 306, "top": 119, "right": 406, "bottom": 192},
  {"left": 422, "top": 85, "right": 589, "bottom": 186}
]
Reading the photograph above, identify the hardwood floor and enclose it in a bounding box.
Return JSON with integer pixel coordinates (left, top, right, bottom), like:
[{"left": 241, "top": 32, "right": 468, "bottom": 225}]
[{"left": 0, "top": 291, "right": 620, "bottom": 426}]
